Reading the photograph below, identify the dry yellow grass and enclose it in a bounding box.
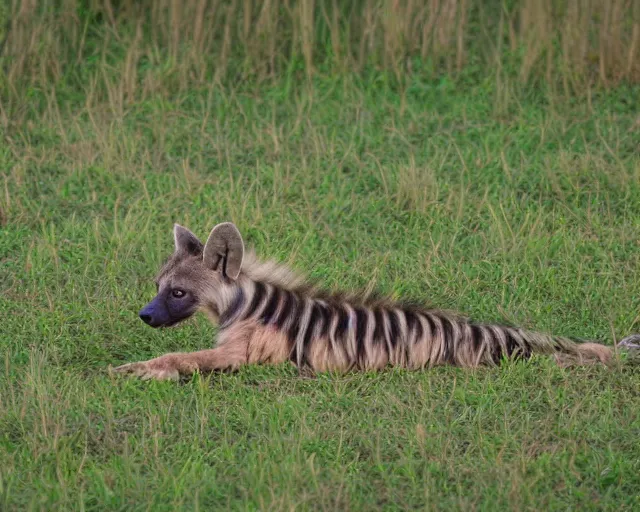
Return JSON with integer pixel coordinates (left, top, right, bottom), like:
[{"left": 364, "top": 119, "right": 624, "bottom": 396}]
[{"left": 1, "top": 0, "right": 638, "bottom": 116}]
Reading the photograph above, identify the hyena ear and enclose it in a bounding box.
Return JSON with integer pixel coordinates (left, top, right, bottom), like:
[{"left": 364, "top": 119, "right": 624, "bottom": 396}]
[
  {"left": 174, "top": 224, "right": 204, "bottom": 256},
  {"left": 203, "top": 222, "right": 244, "bottom": 280}
]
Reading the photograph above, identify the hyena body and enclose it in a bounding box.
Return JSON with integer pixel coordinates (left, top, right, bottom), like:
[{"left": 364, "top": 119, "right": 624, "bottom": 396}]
[{"left": 114, "top": 223, "right": 640, "bottom": 381}]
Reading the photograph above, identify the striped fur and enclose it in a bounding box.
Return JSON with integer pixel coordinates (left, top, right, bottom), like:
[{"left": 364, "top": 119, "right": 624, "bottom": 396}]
[
  {"left": 216, "top": 256, "right": 612, "bottom": 370},
  {"left": 113, "top": 223, "right": 635, "bottom": 381}
]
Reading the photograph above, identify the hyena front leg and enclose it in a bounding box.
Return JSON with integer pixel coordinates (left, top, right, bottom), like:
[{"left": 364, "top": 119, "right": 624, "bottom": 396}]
[{"left": 112, "top": 338, "right": 249, "bottom": 381}]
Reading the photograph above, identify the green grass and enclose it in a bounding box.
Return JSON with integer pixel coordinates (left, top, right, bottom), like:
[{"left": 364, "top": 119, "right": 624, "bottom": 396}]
[{"left": 2, "top": 70, "right": 640, "bottom": 509}]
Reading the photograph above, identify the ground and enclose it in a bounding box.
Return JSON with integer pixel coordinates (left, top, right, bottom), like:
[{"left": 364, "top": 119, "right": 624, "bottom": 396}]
[{"left": 1, "top": 61, "right": 640, "bottom": 510}]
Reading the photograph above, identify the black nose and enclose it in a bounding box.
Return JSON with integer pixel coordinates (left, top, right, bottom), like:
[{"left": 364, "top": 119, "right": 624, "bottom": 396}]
[{"left": 139, "top": 313, "right": 153, "bottom": 325}]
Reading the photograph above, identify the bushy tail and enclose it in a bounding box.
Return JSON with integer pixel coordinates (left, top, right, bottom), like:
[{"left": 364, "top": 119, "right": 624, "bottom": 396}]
[
  {"left": 510, "top": 330, "right": 612, "bottom": 366},
  {"left": 567, "top": 342, "right": 613, "bottom": 365},
  {"left": 526, "top": 332, "right": 640, "bottom": 367}
]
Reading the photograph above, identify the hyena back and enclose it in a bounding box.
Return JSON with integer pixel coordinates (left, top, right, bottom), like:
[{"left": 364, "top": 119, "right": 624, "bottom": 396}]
[{"left": 113, "top": 222, "right": 639, "bottom": 381}]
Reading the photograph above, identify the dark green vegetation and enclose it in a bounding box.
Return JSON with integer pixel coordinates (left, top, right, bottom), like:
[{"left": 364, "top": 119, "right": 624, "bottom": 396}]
[{"left": 1, "top": 1, "right": 640, "bottom": 510}]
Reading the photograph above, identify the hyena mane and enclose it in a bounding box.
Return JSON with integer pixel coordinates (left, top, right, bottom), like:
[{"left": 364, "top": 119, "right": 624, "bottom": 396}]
[{"left": 113, "top": 222, "right": 639, "bottom": 381}]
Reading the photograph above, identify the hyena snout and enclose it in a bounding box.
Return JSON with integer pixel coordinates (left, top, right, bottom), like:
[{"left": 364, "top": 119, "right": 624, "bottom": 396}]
[
  {"left": 139, "top": 311, "right": 153, "bottom": 325},
  {"left": 139, "top": 299, "right": 166, "bottom": 328}
]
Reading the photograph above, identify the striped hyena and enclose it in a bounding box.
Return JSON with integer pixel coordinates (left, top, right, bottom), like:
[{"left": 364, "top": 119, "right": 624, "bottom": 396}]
[{"left": 113, "top": 222, "right": 640, "bottom": 381}]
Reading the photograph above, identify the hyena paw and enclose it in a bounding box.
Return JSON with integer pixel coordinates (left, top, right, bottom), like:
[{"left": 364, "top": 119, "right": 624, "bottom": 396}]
[{"left": 111, "top": 353, "right": 195, "bottom": 381}]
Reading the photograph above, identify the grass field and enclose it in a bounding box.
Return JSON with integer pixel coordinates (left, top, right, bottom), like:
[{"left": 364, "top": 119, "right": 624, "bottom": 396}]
[{"left": 2, "top": 1, "right": 640, "bottom": 510}]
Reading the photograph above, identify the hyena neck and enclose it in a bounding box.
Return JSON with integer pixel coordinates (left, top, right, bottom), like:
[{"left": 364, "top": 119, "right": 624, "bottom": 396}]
[
  {"left": 216, "top": 277, "right": 298, "bottom": 329},
  {"left": 216, "top": 283, "right": 247, "bottom": 327},
  {"left": 212, "top": 253, "right": 315, "bottom": 327}
]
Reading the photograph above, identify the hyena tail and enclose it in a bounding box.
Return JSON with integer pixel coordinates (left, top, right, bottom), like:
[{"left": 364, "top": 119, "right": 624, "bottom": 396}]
[
  {"left": 545, "top": 333, "right": 640, "bottom": 367},
  {"left": 573, "top": 342, "right": 613, "bottom": 364},
  {"left": 515, "top": 330, "right": 610, "bottom": 365}
]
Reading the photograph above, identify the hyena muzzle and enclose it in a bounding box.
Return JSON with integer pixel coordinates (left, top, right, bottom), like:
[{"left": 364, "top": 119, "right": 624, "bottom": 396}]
[{"left": 112, "top": 222, "right": 640, "bottom": 381}]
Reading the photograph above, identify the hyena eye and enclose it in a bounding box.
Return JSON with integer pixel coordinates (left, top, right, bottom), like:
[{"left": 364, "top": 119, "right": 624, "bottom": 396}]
[{"left": 171, "top": 289, "right": 186, "bottom": 298}]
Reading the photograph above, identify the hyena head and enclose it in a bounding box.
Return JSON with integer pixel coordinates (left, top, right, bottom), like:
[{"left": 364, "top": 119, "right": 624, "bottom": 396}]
[{"left": 138, "top": 222, "right": 245, "bottom": 328}]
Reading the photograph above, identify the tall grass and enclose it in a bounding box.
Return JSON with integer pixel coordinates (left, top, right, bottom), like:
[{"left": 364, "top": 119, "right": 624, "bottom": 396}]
[{"left": 1, "top": 0, "right": 638, "bottom": 115}]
